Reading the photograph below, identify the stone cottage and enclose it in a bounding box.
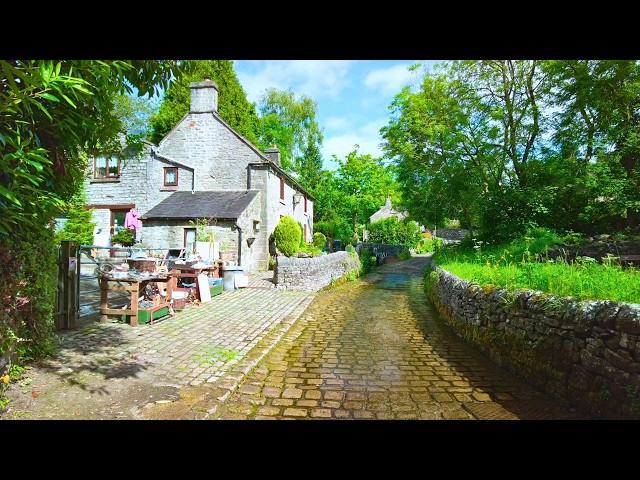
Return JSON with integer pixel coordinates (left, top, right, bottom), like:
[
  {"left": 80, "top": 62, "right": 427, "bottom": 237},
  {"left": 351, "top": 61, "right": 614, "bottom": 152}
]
[
  {"left": 84, "top": 79, "right": 314, "bottom": 273},
  {"left": 369, "top": 197, "right": 407, "bottom": 224}
]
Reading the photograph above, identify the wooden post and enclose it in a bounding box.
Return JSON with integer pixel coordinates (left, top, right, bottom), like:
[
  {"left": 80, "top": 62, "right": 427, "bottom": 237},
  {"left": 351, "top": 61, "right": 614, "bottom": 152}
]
[
  {"left": 130, "top": 283, "right": 139, "bottom": 327},
  {"left": 99, "top": 277, "right": 108, "bottom": 323},
  {"left": 56, "top": 241, "right": 79, "bottom": 330}
]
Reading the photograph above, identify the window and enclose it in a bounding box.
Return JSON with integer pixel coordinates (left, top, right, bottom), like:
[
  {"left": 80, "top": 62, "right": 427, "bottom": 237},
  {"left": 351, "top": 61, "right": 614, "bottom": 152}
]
[
  {"left": 94, "top": 156, "right": 120, "bottom": 179},
  {"left": 304, "top": 196, "right": 307, "bottom": 213},
  {"left": 280, "top": 177, "right": 285, "bottom": 200},
  {"left": 304, "top": 224, "right": 307, "bottom": 242},
  {"left": 164, "top": 167, "right": 178, "bottom": 187},
  {"left": 110, "top": 209, "right": 129, "bottom": 234}
]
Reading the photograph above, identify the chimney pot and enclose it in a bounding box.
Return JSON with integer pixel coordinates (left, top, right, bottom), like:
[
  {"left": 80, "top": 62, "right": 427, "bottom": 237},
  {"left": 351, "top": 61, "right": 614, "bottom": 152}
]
[
  {"left": 190, "top": 79, "right": 219, "bottom": 113},
  {"left": 264, "top": 145, "right": 281, "bottom": 166}
]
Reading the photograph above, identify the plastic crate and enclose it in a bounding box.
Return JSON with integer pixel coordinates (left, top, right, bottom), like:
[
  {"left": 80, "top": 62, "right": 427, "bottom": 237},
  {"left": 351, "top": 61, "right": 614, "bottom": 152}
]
[{"left": 121, "top": 304, "right": 170, "bottom": 324}]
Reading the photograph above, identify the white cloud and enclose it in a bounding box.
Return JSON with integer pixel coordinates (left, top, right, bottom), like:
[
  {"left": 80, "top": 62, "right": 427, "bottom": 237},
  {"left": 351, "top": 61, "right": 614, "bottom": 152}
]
[
  {"left": 322, "top": 117, "right": 387, "bottom": 166},
  {"left": 364, "top": 63, "right": 419, "bottom": 95},
  {"left": 325, "top": 116, "right": 350, "bottom": 130},
  {"left": 236, "top": 60, "right": 353, "bottom": 103}
]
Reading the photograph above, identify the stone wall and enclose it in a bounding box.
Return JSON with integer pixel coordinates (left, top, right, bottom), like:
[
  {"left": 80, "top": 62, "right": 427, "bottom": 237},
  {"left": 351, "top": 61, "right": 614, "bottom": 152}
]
[
  {"left": 356, "top": 243, "right": 406, "bottom": 265},
  {"left": 274, "top": 251, "right": 361, "bottom": 292},
  {"left": 429, "top": 266, "right": 640, "bottom": 418}
]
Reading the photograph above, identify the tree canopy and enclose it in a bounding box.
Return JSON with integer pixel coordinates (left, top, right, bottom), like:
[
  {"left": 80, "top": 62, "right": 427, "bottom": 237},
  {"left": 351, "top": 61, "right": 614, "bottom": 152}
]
[
  {"left": 149, "top": 60, "right": 260, "bottom": 146},
  {"left": 382, "top": 60, "right": 640, "bottom": 241}
]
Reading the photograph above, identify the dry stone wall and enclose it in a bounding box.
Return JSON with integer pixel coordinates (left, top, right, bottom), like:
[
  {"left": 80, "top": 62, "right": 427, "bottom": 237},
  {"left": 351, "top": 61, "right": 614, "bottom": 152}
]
[
  {"left": 429, "top": 266, "right": 640, "bottom": 418},
  {"left": 274, "top": 251, "right": 361, "bottom": 292}
]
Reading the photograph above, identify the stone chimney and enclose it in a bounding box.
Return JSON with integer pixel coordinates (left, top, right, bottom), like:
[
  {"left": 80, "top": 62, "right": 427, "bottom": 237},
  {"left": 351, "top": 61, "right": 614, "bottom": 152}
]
[
  {"left": 264, "top": 145, "right": 281, "bottom": 166},
  {"left": 189, "top": 78, "right": 218, "bottom": 113}
]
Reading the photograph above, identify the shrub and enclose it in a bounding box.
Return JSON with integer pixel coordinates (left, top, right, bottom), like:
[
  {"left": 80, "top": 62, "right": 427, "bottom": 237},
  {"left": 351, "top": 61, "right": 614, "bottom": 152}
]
[
  {"left": 359, "top": 248, "right": 376, "bottom": 274},
  {"left": 298, "top": 242, "right": 323, "bottom": 257},
  {"left": 315, "top": 218, "right": 354, "bottom": 245},
  {"left": 416, "top": 237, "right": 444, "bottom": 254},
  {"left": 55, "top": 188, "right": 95, "bottom": 246},
  {"left": 1, "top": 224, "right": 58, "bottom": 379},
  {"left": 313, "top": 232, "right": 327, "bottom": 250},
  {"left": 398, "top": 250, "right": 411, "bottom": 260},
  {"left": 111, "top": 228, "right": 136, "bottom": 247},
  {"left": 273, "top": 216, "right": 302, "bottom": 257},
  {"left": 368, "top": 217, "right": 422, "bottom": 249}
]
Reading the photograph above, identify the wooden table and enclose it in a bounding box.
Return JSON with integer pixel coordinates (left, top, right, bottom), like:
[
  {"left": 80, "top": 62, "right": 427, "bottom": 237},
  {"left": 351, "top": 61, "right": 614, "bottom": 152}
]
[
  {"left": 98, "top": 274, "right": 174, "bottom": 327},
  {"left": 170, "top": 262, "right": 223, "bottom": 301}
]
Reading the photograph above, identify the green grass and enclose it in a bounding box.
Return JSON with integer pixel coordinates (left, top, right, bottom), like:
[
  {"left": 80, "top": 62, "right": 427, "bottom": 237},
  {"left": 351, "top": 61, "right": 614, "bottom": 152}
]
[{"left": 434, "top": 228, "right": 640, "bottom": 303}]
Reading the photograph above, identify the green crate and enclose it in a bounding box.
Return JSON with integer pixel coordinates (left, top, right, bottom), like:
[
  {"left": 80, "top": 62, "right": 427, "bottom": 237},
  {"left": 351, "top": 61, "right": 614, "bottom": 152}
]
[
  {"left": 210, "top": 284, "right": 224, "bottom": 297},
  {"left": 121, "top": 305, "right": 170, "bottom": 325}
]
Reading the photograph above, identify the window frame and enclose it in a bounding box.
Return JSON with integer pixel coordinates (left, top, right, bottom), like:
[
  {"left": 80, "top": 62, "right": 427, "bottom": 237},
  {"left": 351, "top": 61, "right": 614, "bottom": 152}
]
[
  {"left": 280, "top": 177, "right": 285, "bottom": 201},
  {"left": 164, "top": 167, "right": 179, "bottom": 187},
  {"left": 93, "top": 156, "right": 121, "bottom": 179},
  {"left": 304, "top": 196, "right": 307, "bottom": 213}
]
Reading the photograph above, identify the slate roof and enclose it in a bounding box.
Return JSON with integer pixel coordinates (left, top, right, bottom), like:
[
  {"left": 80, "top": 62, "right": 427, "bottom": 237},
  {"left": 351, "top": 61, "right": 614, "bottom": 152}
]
[{"left": 141, "top": 190, "right": 258, "bottom": 220}]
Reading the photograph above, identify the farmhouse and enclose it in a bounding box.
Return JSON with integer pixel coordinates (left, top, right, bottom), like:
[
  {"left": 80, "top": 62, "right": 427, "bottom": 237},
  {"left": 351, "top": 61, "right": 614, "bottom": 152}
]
[{"left": 84, "top": 79, "right": 314, "bottom": 273}]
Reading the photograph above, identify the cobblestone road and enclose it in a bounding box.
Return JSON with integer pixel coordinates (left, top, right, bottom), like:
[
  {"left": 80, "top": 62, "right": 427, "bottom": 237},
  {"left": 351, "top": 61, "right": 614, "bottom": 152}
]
[
  {"left": 2, "top": 281, "right": 313, "bottom": 419},
  {"left": 215, "top": 256, "right": 582, "bottom": 420}
]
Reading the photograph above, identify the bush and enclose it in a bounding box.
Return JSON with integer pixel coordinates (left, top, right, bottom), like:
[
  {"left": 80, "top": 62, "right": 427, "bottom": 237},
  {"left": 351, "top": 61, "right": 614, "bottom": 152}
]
[
  {"left": 55, "top": 188, "right": 95, "bottom": 246},
  {"left": 313, "top": 232, "right": 327, "bottom": 250},
  {"left": 416, "top": 237, "right": 444, "bottom": 254},
  {"left": 111, "top": 228, "right": 136, "bottom": 247},
  {"left": 315, "top": 218, "right": 354, "bottom": 245},
  {"left": 359, "top": 248, "right": 376, "bottom": 274},
  {"left": 368, "top": 217, "right": 422, "bottom": 249},
  {"left": 298, "top": 242, "right": 323, "bottom": 257},
  {"left": 273, "top": 216, "right": 302, "bottom": 257},
  {"left": 1, "top": 224, "right": 58, "bottom": 377}
]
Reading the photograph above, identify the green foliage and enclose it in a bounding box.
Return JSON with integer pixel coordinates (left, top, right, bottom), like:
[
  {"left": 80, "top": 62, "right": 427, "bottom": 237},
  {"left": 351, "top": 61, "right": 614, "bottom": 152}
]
[
  {"left": 315, "top": 218, "right": 355, "bottom": 245},
  {"left": 0, "top": 60, "right": 185, "bottom": 236},
  {"left": 313, "top": 232, "right": 327, "bottom": 249},
  {"left": 1, "top": 225, "right": 58, "bottom": 377},
  {"left": 416, "top": 237, "right": 444, "bottom": 254},
  {"left": 257, "top": 88, "right": 323, "bottom": 175},
  {"left": 367, "top": 217, "right": 422, "bottom": 249},
  {"left": 297, "top": 242, "right": 323, "bottom": 257},
  {"left": 435, "top": 229, "right": 640, "bottom": 303},
  {"left": 273, "top": 216, "right": 302, "bottom": 257},
  {"left": 382, "top": 60, "right": 640, "bottom": 239},
  {"left": 359, "top": 248, "right": 377, "bottom": 274},
  {"left": 189, "top": 218, "right": 216, "bottom": 242},
  {"left": 111, "top": 228, "right": 136, "bottom": 246},
  {"left": 398, "top": 250, "right": 412, "bottom": 260},
  {"left": 55, "top": 186, "right": 95, "bottom": 245},
  {"left": 149, "top": 60, "right": 260, "bottom": 146}
]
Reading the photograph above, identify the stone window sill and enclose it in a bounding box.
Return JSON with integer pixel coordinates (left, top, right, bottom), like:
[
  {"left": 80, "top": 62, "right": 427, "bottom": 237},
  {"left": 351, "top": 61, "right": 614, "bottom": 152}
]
[{"left": 90, "top": 178, "right": 121, "bottom": 183}]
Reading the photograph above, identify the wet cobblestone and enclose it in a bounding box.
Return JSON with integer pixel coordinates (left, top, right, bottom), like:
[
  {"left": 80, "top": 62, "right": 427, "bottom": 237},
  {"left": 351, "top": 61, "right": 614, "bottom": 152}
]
[{"left": 216, "top": 256, "right": 582, "bottom": 420}]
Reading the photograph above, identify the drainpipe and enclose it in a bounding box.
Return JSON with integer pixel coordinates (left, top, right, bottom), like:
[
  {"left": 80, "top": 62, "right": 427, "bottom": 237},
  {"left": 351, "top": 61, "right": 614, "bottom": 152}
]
[{"left": 234, "top": 223, "right": 243, "bottom": 266}]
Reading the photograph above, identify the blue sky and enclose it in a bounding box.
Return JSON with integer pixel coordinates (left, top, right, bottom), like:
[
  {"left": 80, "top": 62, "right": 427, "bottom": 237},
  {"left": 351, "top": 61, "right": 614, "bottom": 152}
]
[{"left": 234, "top": 60, "right": 437, "bottom": 170}]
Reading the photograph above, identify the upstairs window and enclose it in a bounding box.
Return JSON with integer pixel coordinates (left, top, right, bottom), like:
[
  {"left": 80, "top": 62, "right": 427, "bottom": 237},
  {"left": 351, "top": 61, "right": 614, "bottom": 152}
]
[
  {"left": 94, "top": 156, "right": 120, "bottom": 179},
  {"left": 164, "top": 167, "right": 178, "bottom": 187},
  {"left": 280, "top": 177, "right": 285, "bottom": 200},
  {"left": 304, "top": 196, "right": 307, "bottom": 213}
]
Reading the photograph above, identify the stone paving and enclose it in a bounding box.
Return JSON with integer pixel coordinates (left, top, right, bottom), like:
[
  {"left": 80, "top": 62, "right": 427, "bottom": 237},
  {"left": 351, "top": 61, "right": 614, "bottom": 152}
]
[
  {"left": 2, "top": 279, "right": 313, "bottom": 419},
  {"left": 213, "top": 256, "right": 583, "bottom": 420}
]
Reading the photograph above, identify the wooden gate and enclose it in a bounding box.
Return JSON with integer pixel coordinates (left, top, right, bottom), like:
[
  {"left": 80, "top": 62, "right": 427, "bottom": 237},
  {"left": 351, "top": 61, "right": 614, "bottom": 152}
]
[{"left": 56, "top": 241, "right": 80, "bottom": 329}]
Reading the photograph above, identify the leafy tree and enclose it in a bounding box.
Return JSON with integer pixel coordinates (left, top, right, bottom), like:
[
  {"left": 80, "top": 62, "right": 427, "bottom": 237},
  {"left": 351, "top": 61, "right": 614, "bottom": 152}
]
[
  {"left": 333, "top": 148, "right": 398, "bottom": 230},
  {"left": 368, "top": 217, "right": 422, "bottom": 249},
  {"left": 55, "top": 187, "right": 95, "bottom": 245},
  {"left": 0, "top": 60, "right": 186, "bottom": 235},
  {"left": 149, "top": 60, "right": 260, "bottom": 146},
  {"left": 257, "top": 88, "right": 323, "bottom": 175},
  {"left": 0, "top": 59, "right": 186, "bottom": 368}
]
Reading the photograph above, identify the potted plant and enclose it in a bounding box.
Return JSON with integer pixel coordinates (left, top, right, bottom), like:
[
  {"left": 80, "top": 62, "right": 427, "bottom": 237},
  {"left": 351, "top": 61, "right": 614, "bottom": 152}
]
[
  {"left": 111, "top": 229, "right": 136, "bottom": 257},
  {"left": 190, "top": 218, "right": 219, "bottom": 261}
]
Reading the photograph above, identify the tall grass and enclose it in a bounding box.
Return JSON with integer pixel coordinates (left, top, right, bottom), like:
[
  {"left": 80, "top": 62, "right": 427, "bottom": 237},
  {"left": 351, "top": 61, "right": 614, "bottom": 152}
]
[{"left": 435, "top": 228, "right": 640, "bottom": 303}]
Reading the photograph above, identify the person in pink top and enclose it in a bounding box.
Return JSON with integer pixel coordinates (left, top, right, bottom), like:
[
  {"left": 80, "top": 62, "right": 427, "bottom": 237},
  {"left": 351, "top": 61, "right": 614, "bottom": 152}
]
[{"left": 124, "top": 208, "right": 142, "bottom": 241}]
